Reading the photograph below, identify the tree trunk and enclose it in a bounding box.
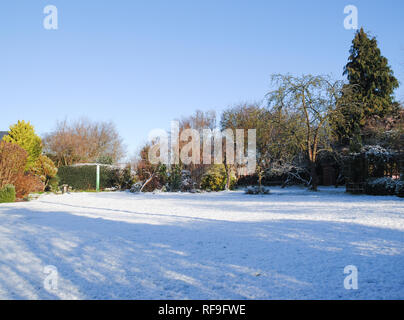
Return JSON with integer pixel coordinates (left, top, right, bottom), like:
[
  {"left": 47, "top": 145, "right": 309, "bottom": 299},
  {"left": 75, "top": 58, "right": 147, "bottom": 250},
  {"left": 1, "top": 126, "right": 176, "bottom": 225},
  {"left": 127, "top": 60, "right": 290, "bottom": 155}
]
[
  {"left": 224, "top": 163, "right": 231, "bottom": 190},
  {"left": 310, "top": 161, "right": 318, "bottom": 191},
  {"left": 140, "top": 173, "right": 155, "bottom": 192},
  {"left": 309, "top": 140, "right": 318, "bottom": 191},
  {"left": 258, "top": 166, "right": 263, "bottom": 191}
]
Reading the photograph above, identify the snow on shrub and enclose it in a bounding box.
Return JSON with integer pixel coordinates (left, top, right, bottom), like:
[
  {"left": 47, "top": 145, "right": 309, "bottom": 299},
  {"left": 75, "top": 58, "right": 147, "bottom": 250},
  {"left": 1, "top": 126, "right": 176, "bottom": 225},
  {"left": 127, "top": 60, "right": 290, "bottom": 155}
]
[
  {"left": 347, "top": 145, "right": 399, "bottom": 183},
  {"left": 362, "top": 145, "right": 395, "bottom": 161},
  {"left": 245, "top": 186, "right": 271, "bottom": 195},
  {"left": 364, "top": 177, "right": 397, "bottom": 195},
  {"left": 130, "top": 182, "right": 143, "bottom": 193},
  {"left": 363, "top": 145, "right": 397, "bottom": 178},
  {"left": 180, "top": 170, "right": 196, "bottom": 192}
]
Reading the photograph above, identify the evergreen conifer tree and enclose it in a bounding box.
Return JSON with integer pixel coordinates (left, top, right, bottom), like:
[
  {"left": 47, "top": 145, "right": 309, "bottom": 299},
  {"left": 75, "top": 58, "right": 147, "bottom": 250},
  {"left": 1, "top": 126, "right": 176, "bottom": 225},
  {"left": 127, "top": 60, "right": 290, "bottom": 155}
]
[
  {"left": 336, "top": 28, "right": 399, "bottom": 140},
  {"left": 2, "top": 120, "right": 42, "bottom": 170}
]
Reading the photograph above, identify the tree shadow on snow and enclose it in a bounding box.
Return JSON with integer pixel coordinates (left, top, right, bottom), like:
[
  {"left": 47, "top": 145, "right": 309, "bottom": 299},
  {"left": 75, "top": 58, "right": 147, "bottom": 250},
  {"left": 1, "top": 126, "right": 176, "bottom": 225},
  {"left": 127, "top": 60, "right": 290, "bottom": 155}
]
[{"left": 0, "top": 206, "right": 403, "bottom": 300}]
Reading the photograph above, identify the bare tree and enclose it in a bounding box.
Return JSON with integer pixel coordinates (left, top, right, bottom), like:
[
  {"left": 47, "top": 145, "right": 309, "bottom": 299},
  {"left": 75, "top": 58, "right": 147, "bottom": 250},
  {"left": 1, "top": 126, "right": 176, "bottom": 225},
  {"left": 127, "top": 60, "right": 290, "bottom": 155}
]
[
  {"left": 43, "top": 118, "right": 126, "bottom": 167},
  {"left": 221, "top": 103, "right": 271, "bottom": 190},
  {"left": 267, "top": 74, "right": 344, "bottom": 191},
  {"left": 177, "top": 110, "right": 217, "bottom": 186}
]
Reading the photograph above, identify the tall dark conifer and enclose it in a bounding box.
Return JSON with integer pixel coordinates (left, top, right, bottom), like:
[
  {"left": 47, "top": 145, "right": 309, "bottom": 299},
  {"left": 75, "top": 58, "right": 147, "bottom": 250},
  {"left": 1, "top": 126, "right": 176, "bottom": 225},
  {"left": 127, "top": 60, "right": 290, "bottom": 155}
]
[{"left": 335, "top": 28, "right": 399, "bottom": 140}]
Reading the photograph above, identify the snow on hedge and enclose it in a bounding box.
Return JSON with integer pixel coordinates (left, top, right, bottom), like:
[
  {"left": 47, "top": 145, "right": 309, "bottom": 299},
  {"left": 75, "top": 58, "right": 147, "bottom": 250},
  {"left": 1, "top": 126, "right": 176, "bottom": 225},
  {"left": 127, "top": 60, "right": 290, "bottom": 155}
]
[{"left": 362, "top": 145, "right": 396, "bottom": 161}]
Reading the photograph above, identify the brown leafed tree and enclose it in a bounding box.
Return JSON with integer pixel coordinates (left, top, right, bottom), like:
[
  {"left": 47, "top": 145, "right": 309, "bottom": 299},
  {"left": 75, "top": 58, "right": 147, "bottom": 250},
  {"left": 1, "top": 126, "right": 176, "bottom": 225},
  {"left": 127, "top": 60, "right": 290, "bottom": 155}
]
[
  {"left": 133, "top": 143, "right": 162, "bottom": 192},
  {"left": 0, "top": 141, "right": 28, "bottom": 189},
  {"left": 0, "top": 141, "right": 44, "bottom": 198},
  {"left": 43, "top": 118, "right": 126, "bottom": 167}
]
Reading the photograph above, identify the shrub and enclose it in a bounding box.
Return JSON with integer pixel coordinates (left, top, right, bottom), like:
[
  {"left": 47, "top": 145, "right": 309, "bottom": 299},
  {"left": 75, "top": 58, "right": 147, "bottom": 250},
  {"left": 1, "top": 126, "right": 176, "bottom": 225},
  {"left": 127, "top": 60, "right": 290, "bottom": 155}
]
[
  {"left": 245, "top": 186, "right": 271, "bottom": 195},
  {"left": 48, "top": 176, "right": 60, "bottom": 192},
  {"left": 0, "top": 184, "right": 16, "bottom": 203},
  {"left": 167, "top": 165, "right": 182, "bottom": 191},
  {"left": 363, "top": 145, "right": 396, "bottom": 178},
  {"left": 2, "top": 120, "right": 42, "bottom": 170},
  {"left": 14, "top": 173, "right": 45, "bottom": 199},
  {"left": 58, "top": 165, "right": 121, "bottom": 190},
  {"left": 181, "top": 170, "right": 196, "bottom": 192},
  {"left": 31, "top": 155, "right": 58, "bottom": 190},
  {"left": 396, "top": 181, "right": 404, "bottom": 198},
  {"left": 364, "top": 177, "right": 397, "bottom": 195},
  {"left": 0, "top": 141, "right": 50, "bottom": 199},
  {"left": 118, "top": 165, "right": 135, "bottom": 190},
  {"left": 0, "top": 141, "right": 28, "bottom": 189},
  {"left": 130, "top": 182, "right": 143, "bottom": 193},
  {"left": 201, "top": 165, "right": 236, "bottom": 191},
  {"left": 130, "top": 181, "right": 143, "bottom": 193}
]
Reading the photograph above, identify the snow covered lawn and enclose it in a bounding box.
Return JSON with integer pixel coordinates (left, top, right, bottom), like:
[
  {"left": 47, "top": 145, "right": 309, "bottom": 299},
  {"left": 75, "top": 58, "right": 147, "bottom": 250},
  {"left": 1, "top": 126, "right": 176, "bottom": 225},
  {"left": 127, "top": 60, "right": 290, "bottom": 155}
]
[{"left": 0, "top": 187, "right": 403, "bottom": 300}]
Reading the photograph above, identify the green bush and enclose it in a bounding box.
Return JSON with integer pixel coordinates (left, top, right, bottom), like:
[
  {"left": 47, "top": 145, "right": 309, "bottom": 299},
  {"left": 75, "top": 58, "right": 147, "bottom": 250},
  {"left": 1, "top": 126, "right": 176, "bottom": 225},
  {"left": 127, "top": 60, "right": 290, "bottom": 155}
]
[
  {"left": 47, "top": 175, "right": 60, "bottom": 192},
  {"left": 31, "top": 155, "right": 58, "bottom": 190},
  {"left": 396, "top": 181, "right": 404, "bottom": 198},
  {"left": 364, "top": 177, "right": 397, "bottom": 195},
  {"left": 167, "top": 165, "right": 182, "bottom": 191},
  {"left": 58, "top": 165, "right": 121, "bottom": 191},
  {"left": 0, "top": 184, "right": 16, "bottom": 203},
  {"left": 201, "top": 165, "right": 236, "bottom": 191},
  {"left": 117, "top": 165, "right": 135, "bottom": 190}
]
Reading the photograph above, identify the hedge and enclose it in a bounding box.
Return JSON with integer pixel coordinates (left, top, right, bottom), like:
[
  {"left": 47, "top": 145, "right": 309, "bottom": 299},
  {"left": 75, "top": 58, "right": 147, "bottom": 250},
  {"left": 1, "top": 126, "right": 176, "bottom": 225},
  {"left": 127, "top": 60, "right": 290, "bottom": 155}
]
[{"left": 58, "top": 165, "right": 121, "bottom": 191}]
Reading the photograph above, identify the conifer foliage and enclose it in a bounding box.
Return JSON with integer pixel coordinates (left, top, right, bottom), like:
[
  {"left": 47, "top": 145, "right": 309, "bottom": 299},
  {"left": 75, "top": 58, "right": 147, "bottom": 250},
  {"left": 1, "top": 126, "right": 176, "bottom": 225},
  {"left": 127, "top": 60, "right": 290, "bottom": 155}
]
[
  {"left": 2, "top": 120, "right": 43, "bottom": 170},
  {"left": 344, "top": 28, "right": 399, "bottom": 117}
]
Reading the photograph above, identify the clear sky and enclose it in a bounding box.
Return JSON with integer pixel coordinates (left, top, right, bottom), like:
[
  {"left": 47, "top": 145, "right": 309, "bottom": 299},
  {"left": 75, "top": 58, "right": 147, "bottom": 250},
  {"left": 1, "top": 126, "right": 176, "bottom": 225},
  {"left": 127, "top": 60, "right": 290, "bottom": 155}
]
[{"left": 1, "top": 0, "right": 403, "bottom": 159}]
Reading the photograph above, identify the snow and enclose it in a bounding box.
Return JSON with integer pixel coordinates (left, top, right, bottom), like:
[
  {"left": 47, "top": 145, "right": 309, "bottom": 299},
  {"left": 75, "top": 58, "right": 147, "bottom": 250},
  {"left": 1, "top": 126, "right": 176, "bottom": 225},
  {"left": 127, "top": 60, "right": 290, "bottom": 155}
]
[{"left": 0, "top": 187, "right": 403, "bottom": 300}]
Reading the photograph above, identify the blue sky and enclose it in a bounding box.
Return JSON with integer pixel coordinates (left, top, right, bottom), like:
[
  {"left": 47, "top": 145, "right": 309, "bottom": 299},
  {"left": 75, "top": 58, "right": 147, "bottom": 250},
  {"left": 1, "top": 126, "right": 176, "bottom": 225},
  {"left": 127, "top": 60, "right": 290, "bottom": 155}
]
[{"left": 1, "top": 0, "right": 403, "bottom": 158}]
